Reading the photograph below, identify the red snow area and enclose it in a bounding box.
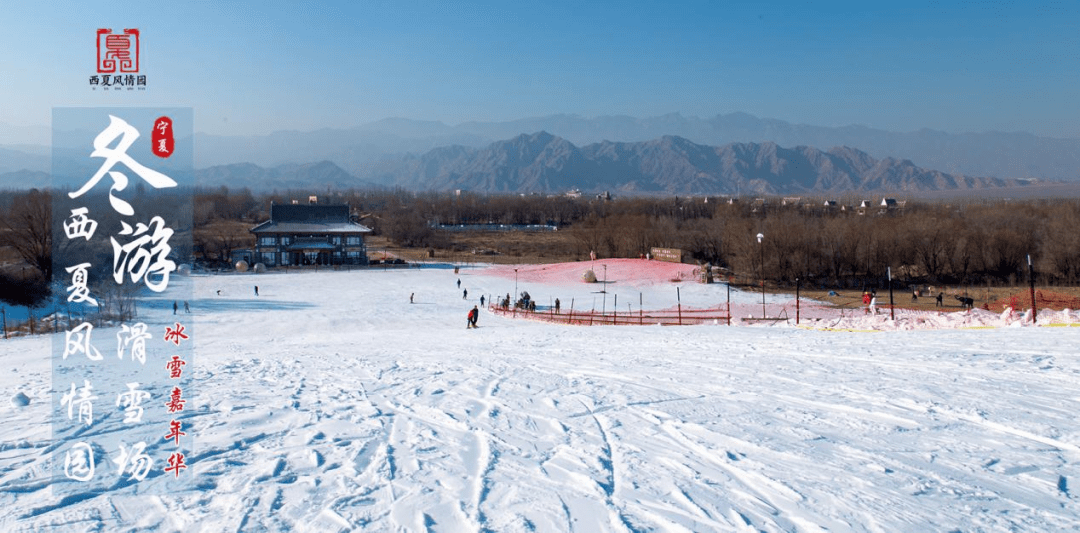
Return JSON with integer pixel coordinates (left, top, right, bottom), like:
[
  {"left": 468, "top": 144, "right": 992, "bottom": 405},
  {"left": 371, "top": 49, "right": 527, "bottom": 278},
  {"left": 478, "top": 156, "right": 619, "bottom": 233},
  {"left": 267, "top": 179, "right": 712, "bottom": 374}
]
[
  {"left": 480, "top": 258, "right": 699, "bottom": 286},
  {"left": 990, "top": 290, "right": 1080, "bottom": 312}
]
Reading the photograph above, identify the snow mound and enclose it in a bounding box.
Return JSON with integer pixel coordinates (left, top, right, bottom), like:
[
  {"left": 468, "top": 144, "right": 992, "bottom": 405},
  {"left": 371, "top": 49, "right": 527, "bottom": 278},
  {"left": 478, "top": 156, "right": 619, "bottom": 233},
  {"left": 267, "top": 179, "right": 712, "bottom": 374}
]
[{"left": 10, "top": 391, "right": 30, "bottom": 407}]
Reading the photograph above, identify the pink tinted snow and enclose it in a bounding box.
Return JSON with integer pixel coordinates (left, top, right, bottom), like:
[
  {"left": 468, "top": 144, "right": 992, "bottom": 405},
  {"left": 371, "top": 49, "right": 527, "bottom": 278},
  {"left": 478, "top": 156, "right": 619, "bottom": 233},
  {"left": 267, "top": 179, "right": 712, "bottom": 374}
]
[
  {"left": 481, "top": 258, "right": 698, "bottom": 286},
  {"left": 480, "top": 260, "right": 1080, "bottom": 330}
]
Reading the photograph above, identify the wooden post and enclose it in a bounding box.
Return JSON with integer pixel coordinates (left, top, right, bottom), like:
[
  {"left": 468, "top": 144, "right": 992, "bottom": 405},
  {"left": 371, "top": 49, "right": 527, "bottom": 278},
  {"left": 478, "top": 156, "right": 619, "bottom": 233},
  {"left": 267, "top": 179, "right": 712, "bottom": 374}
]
[
  {"left": 796, "top": 278, "right": 800, "bottom": 325},
  {"left": 1028, "top": 254, "right": 1037, "bottom": 323},
  {"left": 727, "top": 282, "right": 731, "bottom": 326},
  {"left": 569, "top": 298, "right": 574, "bottom": 325},
  {"left": 677, "top": 286, "right": 682, "bottom": 326},
  {"left": 613, "top": 294, "right": 617, "bottom": 325},
  {"left": 888, "top": 267, "right": 895, "bottom": 321},
  {"left": 2, "top": 307, "right": 6, "bottom": 339}
]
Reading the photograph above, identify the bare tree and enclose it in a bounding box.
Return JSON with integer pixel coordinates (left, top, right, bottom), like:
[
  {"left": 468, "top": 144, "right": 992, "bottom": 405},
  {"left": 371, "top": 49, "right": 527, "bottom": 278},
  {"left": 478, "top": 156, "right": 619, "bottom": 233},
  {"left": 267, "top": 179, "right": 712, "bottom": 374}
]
[{"left": 0, "top": 189, "right": 52, "bottom": 280}]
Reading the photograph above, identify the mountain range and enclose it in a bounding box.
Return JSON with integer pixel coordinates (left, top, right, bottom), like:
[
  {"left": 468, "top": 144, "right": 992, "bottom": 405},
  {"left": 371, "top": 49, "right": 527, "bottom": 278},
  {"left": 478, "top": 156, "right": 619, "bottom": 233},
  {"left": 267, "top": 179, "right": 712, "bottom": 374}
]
[
  {"left": 2, "top": 112, "right": 1079, "bottom": 183},
  {"left": 188, "top": 113, "right": 1080, "bottom": 183},
  {"left": 188, "top": 133, "right": 1035, "bottom": 196}
]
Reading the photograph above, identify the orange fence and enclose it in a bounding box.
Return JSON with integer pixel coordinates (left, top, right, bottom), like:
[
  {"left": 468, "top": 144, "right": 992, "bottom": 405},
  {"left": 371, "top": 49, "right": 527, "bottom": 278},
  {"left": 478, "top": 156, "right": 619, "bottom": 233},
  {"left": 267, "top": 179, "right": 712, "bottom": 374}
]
[{"left": 488, "top": 305, "right": 730, "bottom": 326}]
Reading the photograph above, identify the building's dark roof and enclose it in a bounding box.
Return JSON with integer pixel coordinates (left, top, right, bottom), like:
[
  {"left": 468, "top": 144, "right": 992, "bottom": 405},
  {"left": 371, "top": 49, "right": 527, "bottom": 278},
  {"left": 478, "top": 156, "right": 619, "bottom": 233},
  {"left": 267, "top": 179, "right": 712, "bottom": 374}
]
[
  {"left": 251, "top": 203, "right": 372, "bottom": 234},
  {"left": 252, "top": 221, "right": 370, "bottom": 234},
  {"left": 270, "top": 204, "right": 349, "bottom": 222}
]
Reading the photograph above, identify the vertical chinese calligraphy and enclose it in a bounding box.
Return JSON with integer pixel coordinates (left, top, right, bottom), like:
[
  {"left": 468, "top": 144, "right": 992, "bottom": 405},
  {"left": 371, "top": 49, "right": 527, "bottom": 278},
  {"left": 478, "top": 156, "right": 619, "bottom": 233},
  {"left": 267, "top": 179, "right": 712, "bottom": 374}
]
[{"left": 51, "top": 108, "right": 194, "bottom": 494}]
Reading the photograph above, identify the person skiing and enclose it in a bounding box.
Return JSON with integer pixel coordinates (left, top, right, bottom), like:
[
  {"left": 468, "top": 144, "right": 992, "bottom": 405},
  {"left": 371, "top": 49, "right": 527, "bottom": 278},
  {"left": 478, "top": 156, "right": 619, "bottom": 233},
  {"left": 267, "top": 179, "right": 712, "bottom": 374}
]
[
  {"left": 480, "top": 295, "right": 485, "bottom": 307},
  {"left": 457, "top": 279, "right": 461, "bottom": 288},
  {"left": 463, "top": 288, "right": 468, "bottom": 299},
  {"left": 184, "top": 301, "right": 190, "bottom": 313},
  {"left": 467, "top": 305, "right": 479, "bottom": 328}
]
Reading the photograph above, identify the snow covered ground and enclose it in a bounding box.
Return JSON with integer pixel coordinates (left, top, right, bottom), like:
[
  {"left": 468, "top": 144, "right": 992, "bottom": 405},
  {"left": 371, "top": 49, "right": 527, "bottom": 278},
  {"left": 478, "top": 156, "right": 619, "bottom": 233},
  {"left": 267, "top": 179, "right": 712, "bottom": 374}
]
[{"left": 2, "top": 261, "right": 1079, "bottom": 532}]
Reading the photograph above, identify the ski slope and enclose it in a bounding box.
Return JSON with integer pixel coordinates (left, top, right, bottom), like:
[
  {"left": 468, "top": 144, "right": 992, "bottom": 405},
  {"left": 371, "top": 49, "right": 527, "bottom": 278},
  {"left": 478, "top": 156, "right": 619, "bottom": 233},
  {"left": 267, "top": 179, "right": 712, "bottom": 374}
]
[{"left": 2, "top": 261, "right": 1079, "bottom": 532}]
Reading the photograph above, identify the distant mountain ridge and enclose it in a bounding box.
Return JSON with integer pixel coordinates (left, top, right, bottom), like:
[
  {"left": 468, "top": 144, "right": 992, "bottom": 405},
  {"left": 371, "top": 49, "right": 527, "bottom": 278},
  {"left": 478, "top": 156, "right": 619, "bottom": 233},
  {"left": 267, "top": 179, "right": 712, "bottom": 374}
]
[
  {"left": 1, "top": 112, "right": 1078, "bottom": 182},
  {"left": 352, "top": 113, "right": 1080, "bottom": 181},
  {"left": 195, "top": 161, "right": 377, "bottom": 191},
  {"left": 0, "top": 132, "right": 1047, "bottom": 196},
  {"left": 356, "top": 132, "right": 1030, "bottom": 195}
]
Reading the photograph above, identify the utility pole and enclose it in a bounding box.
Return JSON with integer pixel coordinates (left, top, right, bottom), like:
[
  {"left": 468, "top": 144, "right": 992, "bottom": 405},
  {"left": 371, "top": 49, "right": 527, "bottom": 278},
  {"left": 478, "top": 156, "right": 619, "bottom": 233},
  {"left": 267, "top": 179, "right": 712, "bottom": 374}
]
[{"left": 757, "top": 233, "right": 765, "bottom": 319}]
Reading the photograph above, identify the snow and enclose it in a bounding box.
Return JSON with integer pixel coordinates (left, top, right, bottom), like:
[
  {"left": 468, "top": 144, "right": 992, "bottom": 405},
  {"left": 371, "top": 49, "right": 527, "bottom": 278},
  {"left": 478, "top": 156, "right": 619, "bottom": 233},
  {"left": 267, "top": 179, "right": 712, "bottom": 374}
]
[{"left": 2, "top": 261, "right": 1079, "bottom": 532}]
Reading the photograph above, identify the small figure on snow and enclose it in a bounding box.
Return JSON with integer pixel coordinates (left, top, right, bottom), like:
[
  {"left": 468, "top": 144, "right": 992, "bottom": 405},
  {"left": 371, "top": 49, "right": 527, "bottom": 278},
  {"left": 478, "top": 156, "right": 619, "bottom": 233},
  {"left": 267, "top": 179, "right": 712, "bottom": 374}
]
[
  {"left": 254, "top": 285, "right": 259, "bottom": 297},
  {"left": 410, "top": 292, "right": 414, "bottom": 304},
  {"left": 463, "top": 288, "right": 468, "bottom": 299},
  {"left": 935, "top": 293, "right": 944, "bottom": 307},
  {"left": 467, "top": 305, "right": 479, "bottom": 328},
  {"left": 480, "top": 295, "right": 485, "bottom": 307},
  {"left": 555, "top": 298, "right": 561, "bottom": 314},
  {"left": 457, "top": 279, "right": 461, "bottom": 288},
  {"left": 869, "top": 296, "right": 877, "bottom": 315},
  {"left": 173, "top": 301, "right": 178, "bottom": 315},
  {"left": 184, "top": 301, "right": 190, "bottom": 313},
  {"left": 955, "top": 295, "right": 974, "bottom": 309}
]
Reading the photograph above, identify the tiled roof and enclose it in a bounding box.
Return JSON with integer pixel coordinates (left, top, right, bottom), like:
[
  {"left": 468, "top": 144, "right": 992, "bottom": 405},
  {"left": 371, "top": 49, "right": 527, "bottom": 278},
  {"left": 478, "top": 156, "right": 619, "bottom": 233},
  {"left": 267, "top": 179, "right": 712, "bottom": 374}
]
[
  {"left": 251, "top": 221, "right": 371, "bottom": 234},
  {"left": 251, "top": 203, "right": 371, "bottom": 234}
]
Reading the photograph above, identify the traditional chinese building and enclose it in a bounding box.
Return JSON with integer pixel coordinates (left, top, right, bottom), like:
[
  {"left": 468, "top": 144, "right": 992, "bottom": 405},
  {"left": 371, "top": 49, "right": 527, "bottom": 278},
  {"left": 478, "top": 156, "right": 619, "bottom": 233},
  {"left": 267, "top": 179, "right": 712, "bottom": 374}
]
[{"left": 250, "top": 203, "right": 371, "bottom": 267}]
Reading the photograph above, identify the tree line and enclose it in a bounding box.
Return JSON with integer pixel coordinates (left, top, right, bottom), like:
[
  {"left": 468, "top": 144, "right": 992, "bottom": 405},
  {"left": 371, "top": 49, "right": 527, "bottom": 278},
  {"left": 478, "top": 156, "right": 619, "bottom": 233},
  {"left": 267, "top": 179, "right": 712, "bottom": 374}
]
[
  {"left": 335, "top": 190, "right": 1078, "bottom": 289},
  {"left": 2, "top": 187, "right": 1079, "bottom": 308}
]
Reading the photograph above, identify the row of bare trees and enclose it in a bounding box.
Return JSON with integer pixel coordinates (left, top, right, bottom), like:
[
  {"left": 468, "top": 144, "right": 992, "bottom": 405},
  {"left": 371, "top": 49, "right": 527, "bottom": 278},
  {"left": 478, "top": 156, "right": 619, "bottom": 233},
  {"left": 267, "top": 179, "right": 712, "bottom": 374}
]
[
  {"left": 563, "top": 200, "right": 1080, "bottom": 287},
  {"left": 3, "top": 186, "right": 1080, "bottom": 291}
]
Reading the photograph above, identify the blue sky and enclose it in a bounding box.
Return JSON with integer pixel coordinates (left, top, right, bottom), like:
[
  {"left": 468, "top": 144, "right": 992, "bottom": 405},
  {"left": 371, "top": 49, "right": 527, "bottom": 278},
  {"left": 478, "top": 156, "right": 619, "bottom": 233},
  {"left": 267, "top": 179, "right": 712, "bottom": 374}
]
[{"left": 1, "top": 0, "right": 1077, "bottom": 137}]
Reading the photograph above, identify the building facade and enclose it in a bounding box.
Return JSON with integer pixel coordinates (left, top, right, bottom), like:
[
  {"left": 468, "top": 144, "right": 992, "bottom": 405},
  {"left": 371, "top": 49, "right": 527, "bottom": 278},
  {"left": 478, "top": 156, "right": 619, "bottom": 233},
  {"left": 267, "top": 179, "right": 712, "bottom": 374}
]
[{"left": 250, "top": 203, "right": 372, "bottom": 267}]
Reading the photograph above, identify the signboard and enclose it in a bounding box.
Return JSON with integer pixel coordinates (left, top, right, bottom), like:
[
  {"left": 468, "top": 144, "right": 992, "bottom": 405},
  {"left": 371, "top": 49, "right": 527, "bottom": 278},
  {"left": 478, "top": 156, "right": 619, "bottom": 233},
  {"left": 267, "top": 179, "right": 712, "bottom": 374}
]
[{"left": 650, "top": 247, "right": 684, "bottom": 263}]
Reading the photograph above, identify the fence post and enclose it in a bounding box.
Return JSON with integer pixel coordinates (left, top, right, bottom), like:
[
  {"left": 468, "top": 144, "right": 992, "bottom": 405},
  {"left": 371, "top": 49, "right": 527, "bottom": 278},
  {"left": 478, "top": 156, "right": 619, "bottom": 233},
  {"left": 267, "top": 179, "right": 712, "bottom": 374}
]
[
  {"left": 727, "top": 282, "right": 731, "bottom": 326},
  {"left": 613, "top": 294, "right": 617, "bottom": 325},
  {"left": 887, "top": 268, "right": 895, "bottom": 321},
  {"left": 677, "top": 286, "right": 682, "bottom": 326},
  {"left": 1, "top": 307, "right": 6, "bottom": 338},
  {"left": 569, "top": 298, "right": 574, "bottom": 325},
  {"left": 1028, "top": 255, "right": 1037, "bottom": 323}
]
